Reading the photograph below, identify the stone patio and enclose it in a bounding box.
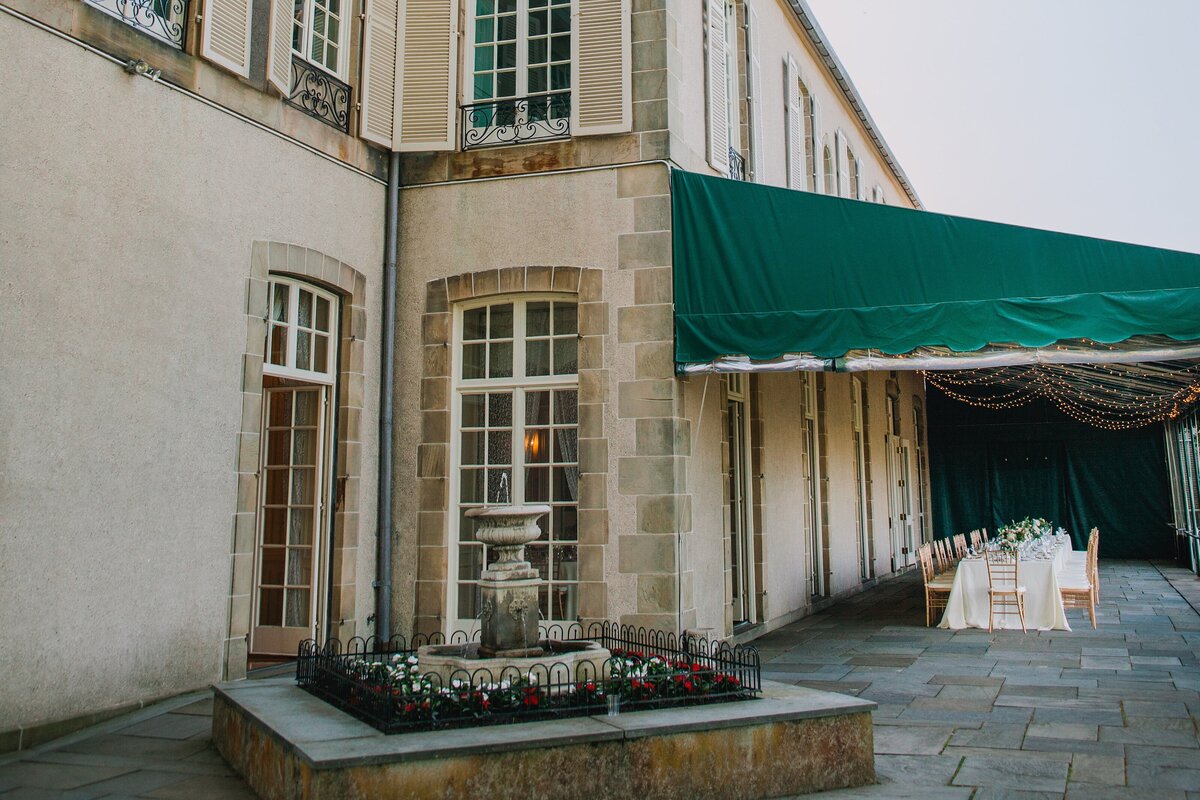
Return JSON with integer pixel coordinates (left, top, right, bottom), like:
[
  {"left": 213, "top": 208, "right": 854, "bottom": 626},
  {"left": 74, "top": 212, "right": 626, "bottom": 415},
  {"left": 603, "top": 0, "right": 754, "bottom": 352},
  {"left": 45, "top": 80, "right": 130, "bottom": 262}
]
[{"left": 1, "top": 560, "right": 1196, "bottom": 798}]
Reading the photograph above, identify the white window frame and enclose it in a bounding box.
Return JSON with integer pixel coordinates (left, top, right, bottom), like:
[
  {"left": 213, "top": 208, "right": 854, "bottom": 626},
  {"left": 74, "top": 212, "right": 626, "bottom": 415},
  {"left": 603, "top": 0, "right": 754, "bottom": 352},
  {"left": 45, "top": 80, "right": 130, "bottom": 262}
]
[
  {"left": 847, "top": 146, "right": 860, "bottom": 200},
  {"left": 447, "top": 293, "right": 580, "bottom": 631},
  {"left": 822, "top": 139, "right": 835, "bottom": 196},
  {"left": 802, "top": 372, "right": 824, "bottom": 597},
  {"left": 872, "top": 185, "right": 885, "bottom": 204},
  {"left": 264, "top": 277, "right": 340, "bottom": 386},
  {"left": 291, "top": 0, "right": 352, "bottom": 79}
]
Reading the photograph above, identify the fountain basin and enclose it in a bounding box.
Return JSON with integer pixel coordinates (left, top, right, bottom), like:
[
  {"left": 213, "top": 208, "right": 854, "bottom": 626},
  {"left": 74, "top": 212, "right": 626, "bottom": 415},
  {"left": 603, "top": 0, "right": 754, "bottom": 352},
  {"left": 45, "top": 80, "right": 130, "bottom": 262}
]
[{"left": 417, "top": 640, "right": 611, "bottom": 688}]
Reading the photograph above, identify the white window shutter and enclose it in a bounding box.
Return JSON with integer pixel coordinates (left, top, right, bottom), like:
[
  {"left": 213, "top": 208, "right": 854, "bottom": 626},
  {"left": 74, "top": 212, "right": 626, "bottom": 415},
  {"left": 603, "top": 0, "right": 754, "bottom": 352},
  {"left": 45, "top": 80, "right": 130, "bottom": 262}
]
[
  {"left": 397, "top": 0, "right": 457, "bottom": 152},
  {"left": 571, "top": 0, "right": 631, "bottom": 136},
  {"left": 359, "top": 0, "right": 399, "bottom": 148},
  {"left": 265, "top": 0, "right": 291, "bottom": 92},
  {"left": 706, "top": 0, "right": 729, "bottom": 174},
  {"left": 745, "top": 1, "right": 766, "bottom": 183},
  {"left": 202, "top": 0, "right": 253, "bottom": 78},
  {"left": 784, "top": 57, "right": 801, "bottom": 190}
]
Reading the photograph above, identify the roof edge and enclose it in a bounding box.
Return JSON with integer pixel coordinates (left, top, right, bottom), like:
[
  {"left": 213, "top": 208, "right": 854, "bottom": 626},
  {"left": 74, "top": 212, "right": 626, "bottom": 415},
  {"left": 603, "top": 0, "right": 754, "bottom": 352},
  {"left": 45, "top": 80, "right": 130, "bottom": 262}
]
[{"left": 786, "top": 0, "right": 923, "bottom": 209}]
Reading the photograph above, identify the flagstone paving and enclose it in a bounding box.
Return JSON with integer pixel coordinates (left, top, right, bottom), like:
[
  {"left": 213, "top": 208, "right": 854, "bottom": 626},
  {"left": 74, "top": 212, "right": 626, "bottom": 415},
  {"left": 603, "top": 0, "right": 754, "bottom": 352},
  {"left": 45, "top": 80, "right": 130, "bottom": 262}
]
[
  {"left": 1, "top": 561, "right": 1196, "bottom": 798},
  {"left": 767, "top": 560, "right": 1200, "bottom": 799}
]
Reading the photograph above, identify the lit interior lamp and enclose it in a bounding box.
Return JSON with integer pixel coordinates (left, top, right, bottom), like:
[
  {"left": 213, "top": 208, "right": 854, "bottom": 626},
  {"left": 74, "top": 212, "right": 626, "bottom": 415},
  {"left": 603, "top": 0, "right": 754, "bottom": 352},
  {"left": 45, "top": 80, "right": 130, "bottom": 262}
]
[{"left": 524, "top": 430, "right": 543, "bottom": 460}]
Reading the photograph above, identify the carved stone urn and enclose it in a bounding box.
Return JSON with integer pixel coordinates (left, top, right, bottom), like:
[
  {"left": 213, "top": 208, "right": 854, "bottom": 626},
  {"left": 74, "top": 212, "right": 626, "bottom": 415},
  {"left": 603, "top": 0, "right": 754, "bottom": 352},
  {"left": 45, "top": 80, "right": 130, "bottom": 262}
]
[{"left": 467, "top": 504, "right": 551, "bottom": 658}]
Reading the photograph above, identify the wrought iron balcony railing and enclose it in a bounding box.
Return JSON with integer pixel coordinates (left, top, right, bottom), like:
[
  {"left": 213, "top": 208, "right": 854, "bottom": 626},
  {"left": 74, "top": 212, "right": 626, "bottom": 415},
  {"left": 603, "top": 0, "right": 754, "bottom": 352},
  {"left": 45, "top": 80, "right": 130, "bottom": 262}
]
[
  {"left": 286, "top": 57, "right": 352, "bottom": 133},
  {"left": 728, "top": 146, "right": 747, "bottom": 181},
  {"left": 461, "top": 92, "right": 571, "bottom": 151},
  {"left": 85, "top": 0, "right": 186, "bottom": 49}
]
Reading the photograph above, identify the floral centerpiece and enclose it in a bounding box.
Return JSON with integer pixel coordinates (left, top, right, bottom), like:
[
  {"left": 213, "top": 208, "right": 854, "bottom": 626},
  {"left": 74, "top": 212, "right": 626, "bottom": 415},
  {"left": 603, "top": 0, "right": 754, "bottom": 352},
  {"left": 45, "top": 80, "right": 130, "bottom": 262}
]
[{"left": 995, "top": 517, "right": 1054, "bottom": 552}]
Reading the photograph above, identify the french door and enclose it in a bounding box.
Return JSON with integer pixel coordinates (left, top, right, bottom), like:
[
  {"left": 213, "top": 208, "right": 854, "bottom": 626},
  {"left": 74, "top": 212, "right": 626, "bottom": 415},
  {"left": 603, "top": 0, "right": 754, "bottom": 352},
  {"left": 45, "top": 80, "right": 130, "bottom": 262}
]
[
  {"left": 726, "top": 376, "right": 755, "bottom": 625},
  {"left": 888, "top": 436, "right": 917, "bottom": 571},
  {"left": 251, "top": 383, "right": 331, "bottom": 655}
]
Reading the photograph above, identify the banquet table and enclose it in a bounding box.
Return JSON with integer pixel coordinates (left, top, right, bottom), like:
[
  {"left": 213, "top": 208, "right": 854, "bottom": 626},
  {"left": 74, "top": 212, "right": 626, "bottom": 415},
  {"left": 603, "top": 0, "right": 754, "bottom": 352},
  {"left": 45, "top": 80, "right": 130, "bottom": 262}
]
[{"left": 937, "top": 537, "right": 1074, "bottom": 631}]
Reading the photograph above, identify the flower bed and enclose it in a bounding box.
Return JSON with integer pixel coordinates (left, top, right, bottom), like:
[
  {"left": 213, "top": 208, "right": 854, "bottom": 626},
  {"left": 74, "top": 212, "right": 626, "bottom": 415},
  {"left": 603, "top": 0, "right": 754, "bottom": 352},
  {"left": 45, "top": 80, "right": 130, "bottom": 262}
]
[{"left": 297, "top": 624, "right": 761, "bottom": 734}]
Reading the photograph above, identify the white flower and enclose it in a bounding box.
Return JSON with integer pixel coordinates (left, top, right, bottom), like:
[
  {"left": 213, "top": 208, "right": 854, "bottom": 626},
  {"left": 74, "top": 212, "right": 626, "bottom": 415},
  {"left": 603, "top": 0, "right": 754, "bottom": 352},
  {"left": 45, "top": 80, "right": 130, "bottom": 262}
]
[{"left": 406, "top": 656, "right": 418, "bottom": 665}]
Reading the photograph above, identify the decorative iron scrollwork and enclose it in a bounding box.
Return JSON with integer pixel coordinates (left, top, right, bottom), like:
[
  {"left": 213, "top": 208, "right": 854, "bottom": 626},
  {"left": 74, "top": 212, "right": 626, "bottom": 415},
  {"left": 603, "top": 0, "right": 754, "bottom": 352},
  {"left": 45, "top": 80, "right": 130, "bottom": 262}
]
[
  {"left": 728, "top": 146, "right": 747, "bottom": 181},
  {"left": 85, "top": 0, "right": 186, "bottom": 49},
  {"left": 287, "top": 57, "right": 352, "bottom": 133},
  {"left": 461, "top": 93, "right": 571, "bottom": 151}
]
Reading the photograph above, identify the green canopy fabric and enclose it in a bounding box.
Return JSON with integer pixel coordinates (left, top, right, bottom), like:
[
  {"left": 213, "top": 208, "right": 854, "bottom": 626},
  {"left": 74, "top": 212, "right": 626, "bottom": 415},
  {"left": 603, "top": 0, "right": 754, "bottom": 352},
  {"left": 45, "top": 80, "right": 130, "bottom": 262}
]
[{"left": 672, "top": 169, "right": 1200, "bottom": 367}]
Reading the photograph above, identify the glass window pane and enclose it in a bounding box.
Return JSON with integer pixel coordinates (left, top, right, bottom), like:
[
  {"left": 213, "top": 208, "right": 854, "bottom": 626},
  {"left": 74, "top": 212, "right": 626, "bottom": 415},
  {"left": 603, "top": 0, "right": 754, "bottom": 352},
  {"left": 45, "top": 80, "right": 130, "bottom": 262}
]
[
  {"left": 259, "top": 587, "right": 283, "bottom": 625},
  {"left": 550, "top": 6, "right": 569, "bottom": 33},
  {"left": 292, "top": 430, "right": 316, "bottom": 465},
  {"left": 528, "top": 544, "right": 549, "bottom": 579},
  {"left": 260, "top": 547, "right": 285, "bottom": 584},
  {"left": 497, "top": 70, "right": 516, "bottom": 98},
  {"left": 272, "top": 283, "right": 290, "bottom": 322},
  {"left": 314, "top": 334, "right": 328, "bottom": 374},
  {"left": 525, "top": 466, "right": 550, "bottom": 502},
  {"left": 462, "top": 343, "right": 486, "bottom": 379},
  {"left": 486, "top": 467, "right": 513, "bottom": 504},
  {"left": 286, "top": 547, "right": 313, "bottom": 585},
  {"left": 460, "top": 468, "right": 485, "bottom": 503},
  {"left": 461, "top": 431, "right": 485, "bottom": 465},
  {"left": 550, "top": 32, "right": 569, "bottom": 60},
  {"left": 463, "top": 307, "right": 487, "bottom": 340},
  {"left": 526, "top": 340, "right": 550, "bottom": 376},
  {"left": 296, "top": 332, "right": 312, "bottom": 371},
  {"left": 316, "top": 296, "right": 330, "bottom": 332},
  {"left": 475, "top": 17, "right": 494, "bottom": 43},
  {"left": 488, "top": 393, "right": 513, "bottom": 427},
  {"left": 554, "top": 506, "right": 578, "bottom": 541},
  {"left": 265, "top": 468, "right": 289, "bottom": 505},
  {"left": 550, "top": 582, "right": 577, "bottom": 622},
  {"left": 458, "top": 583, "right": 479, "bottom": 620},
  {"left": 489, "top": 342, "right": 513, "bottom": 378},
  {"left": 553, "top": 429, "right": 577, "bottom": 464},
  {"left": 553, "top": 544, "right": 578, "bottom": 579},
  {"left": 553, "top": 303, "right": 577, "bottom": 335},
  {"left": 269, "top": 325, "right": 288, "bottom": 366},
  {"left": 269, "top": 391, "right": 293, "bottom": 426},
  {"left": 529, "top": 67, "right": 548, "bottom": 93},
  {"left": 477, "top": 0, "right": 494, "bottom": 13},
  {"left": 554, "top": 389, "right": 578, "bottom": 425},
  {"left": 263, "top": 508, "right": 287, "bottom": 545},
  {"left": 487, "top": 430, "right": 512, "bottom": 465},
  {"left": 474, "top": 73, "right": 494, "bottom": 101},
  {"left": 525, "top": 428, "right": 549, "bottom": 463},
  {"left": 498, "top": 0, "right": 515, "bottom": 12},
  {"left": 497, "top": 13, "right": 517, "bottom": 40},
  {"left": 459, "top": 545, "right": 483, "bottom": 581},
  {"left": 291, "top": 467, "right": 314, "bottom": 505},
  {"left": 474, "top": 44, "right": 494, "bottom": 71},
  {"left": 528, "top": 9, "right": 547, "bottom": 36},
  {"left": 527, "top": 301, "right": 550, "bottom": 336},
  {"left": 295, "top": 390, "right": 318, "bottom": 425},
  {"left": 552, "top": 336, "right": 577, "bottom": 375},
  {"left": 528, "top": 37, "right": 547, "bottom": 66},
  {"left": 288, "top": 508, "right": 313, "bottom": 545},
  {"left": 459, "top": 510, "right": 478, "bottom": 542},
  {"left": 497, "top": 43, "right": 516, "bottom": 69},
  {"left": 551, "top": 63, "right": 570, "bottom": 91},
  {"left": 284, "top": 588, "right": 310, "bottom": 626},
  {"left": 489, "top": 304, "right": 513, "bottom": 338},
  {"left": 462, "top": 394, "right": 486, "bottom": 427},
  {"left": 267, "top": 428, "right": 290, "bottom": 466},
  {"left": 553, "top": 466, "right": 577, "bottom": 502},
  {"left": 526, "top": 390, "right": 550, "bottom": 425}
]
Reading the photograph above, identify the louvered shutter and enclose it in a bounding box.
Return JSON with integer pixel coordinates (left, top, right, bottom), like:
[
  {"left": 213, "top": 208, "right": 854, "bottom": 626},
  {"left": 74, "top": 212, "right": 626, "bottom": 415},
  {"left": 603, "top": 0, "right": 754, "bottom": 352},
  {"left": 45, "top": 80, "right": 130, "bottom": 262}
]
[
  {"left": 745, "top": 1, "right": 765, "bottom": 183},
  {"left": 706, "top": 0, "right": 728, "bottom": 174},
  {"left": 201, "top": 0, "right": 252, "bottom": 77},
  {"left": 266, "top": 0, "right": 292, "bottom": 92},
  {"left": 359, "top": 0, "right": 399, "bottom": 148},
  {"left": 784, "top": 57, "right": 802, "bottom": 190},
  {"left": 397, "top": 0, "right": 456, "bottom": 151},
  {"left": 572, "top": 0, "right": 631, "bottom": 136}
]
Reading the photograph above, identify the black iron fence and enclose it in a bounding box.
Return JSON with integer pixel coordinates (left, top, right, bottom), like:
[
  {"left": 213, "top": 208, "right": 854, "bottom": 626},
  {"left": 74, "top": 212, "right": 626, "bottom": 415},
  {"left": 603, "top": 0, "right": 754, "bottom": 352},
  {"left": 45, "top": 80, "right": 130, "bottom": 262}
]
[
  {"left": 286, "top": 57, "right": 351, "bottom": 133},
  {"left": 86, "top": 0, "right": 186, "bottom": 49},
  {"left": 728, "top": 146, "right": 747, "bottom": 181},
  {"left": 461, "top": 92, "right": 571, "bottom": 150},
  {"left": 297, "top": 621, "right": 761, "bottom": 734}
]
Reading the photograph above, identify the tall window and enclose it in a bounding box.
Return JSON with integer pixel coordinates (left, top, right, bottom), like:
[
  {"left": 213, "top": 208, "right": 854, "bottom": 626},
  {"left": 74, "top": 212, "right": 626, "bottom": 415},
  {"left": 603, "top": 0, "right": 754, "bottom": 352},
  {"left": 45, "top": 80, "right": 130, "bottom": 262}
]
[
  {"left": 452, "top": 297, "right": 579, "bottom": 625},
  {"left": 822, "top": 144, "right": 835, "bottom": 196},
  {"left": 292, "top": 0, "right": 349, "bottom": 76},
  {"left": 725, "top": 374, "right": 754, "bottom": 624},
  {"left": 847, "top": 148, "right": 860, "bottom": 200},
  {"left": 723, "top": 0, "right": 743, "bottom": 178},
  {"left": 801, "top": 373, "right": 824, "bottom": 597},
  {"left": 851, "top": 377, "right": 872, "bottom": 581},
  {"left": 800, "top": 83, "right": 817, "bottom": 191},
  {"left": 470, "top": 0, "right": 572, "bottom": 127}
]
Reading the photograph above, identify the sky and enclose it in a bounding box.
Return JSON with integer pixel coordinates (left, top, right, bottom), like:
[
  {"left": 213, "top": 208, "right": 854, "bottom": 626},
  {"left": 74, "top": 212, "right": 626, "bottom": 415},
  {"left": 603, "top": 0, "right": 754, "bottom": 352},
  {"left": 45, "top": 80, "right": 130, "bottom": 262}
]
[{"left": 804, "top": 0, "right": 1200, "bottom": 255}]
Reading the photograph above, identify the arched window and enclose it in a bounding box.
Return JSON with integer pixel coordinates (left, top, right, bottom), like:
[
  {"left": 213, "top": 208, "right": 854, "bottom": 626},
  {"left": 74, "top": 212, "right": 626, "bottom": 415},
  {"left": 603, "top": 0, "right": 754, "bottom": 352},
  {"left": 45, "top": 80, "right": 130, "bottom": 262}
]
[
  {"left": 800, "top": 81, "right": 816, "bottom": 191},
  {"left": 451, "top": 296, "right": 580, "bottom": 626},
  {"left": 822, "top": 144, "right": 835, "bottom": 196},
  {"left": 264, "top": 278, "right": 339, "bottom": 383},
  {"left": 847, "top": 148, "right": 860, "bottom": 200}
]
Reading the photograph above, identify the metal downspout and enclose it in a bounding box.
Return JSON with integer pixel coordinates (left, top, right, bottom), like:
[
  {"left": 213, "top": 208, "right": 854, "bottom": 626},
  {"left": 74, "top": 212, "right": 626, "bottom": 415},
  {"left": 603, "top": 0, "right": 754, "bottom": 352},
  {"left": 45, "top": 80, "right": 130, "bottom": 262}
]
[{"left": 375, "top": 151, "right": 399, "bottom": 641}]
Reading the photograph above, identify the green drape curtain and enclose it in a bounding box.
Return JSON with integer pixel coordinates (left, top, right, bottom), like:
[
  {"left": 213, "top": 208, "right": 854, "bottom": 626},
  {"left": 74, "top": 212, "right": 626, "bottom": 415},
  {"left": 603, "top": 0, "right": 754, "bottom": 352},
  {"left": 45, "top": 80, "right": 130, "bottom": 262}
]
[{"left": 928, "top": 389, "right": 1172, "bottom": 558}]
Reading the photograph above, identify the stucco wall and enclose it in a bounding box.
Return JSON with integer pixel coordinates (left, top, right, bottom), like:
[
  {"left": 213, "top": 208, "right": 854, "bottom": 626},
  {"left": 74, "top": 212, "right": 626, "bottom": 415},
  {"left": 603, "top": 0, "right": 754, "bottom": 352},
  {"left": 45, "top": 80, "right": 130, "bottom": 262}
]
[{"left": 0, "top": 14, "right": 383, "bottom": 730}]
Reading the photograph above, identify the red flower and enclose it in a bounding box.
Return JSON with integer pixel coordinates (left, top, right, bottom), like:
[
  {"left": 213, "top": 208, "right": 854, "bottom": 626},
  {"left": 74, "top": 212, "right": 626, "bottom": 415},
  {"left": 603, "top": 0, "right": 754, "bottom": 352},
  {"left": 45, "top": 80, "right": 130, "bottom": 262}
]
[
  {"left": 585, "top": 682, "right": 596, "bottom": 692},
  {"left": 404, "top": 702, "right": 416, "bottom": 713}
]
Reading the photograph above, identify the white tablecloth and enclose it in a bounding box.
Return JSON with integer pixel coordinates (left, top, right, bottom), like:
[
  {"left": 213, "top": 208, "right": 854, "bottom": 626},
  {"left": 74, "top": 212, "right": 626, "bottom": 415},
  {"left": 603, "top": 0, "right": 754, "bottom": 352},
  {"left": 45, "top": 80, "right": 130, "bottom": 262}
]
[{"left": 938, "top": 540, "right": 1073, "bottom": 631}]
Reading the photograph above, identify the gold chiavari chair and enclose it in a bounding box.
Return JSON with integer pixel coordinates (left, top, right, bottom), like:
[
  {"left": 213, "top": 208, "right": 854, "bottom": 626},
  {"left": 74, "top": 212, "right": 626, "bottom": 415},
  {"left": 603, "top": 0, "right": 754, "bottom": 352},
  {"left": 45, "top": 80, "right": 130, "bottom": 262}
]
[
  {"left": 981, "top": 528, "right": 990, "bottom": 543},
  {"left": 970, "top": 529, "right": 983, "bottom": 551},
  {"left": 933, "top": 538, "right": 955, "bottom": 574},
  {"left": 919, "top": 543, "right": 954, "bottom": 627},
  {"left": 953, "top": 533, "right": 969, "bottom": 561},
  {"left": 985, "top": 547, "right": 1027, "bottom": 633},
  {"left": 1059, "top": 531, "right": 1097, "bottom": 629}
]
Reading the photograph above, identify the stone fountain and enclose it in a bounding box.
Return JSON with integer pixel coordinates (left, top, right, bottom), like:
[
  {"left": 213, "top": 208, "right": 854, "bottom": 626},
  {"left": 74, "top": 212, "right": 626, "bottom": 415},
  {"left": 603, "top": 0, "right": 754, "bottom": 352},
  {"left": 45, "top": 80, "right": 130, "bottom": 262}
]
[{"left": 417, "top": 504, "right": 609, "bottom": 683}]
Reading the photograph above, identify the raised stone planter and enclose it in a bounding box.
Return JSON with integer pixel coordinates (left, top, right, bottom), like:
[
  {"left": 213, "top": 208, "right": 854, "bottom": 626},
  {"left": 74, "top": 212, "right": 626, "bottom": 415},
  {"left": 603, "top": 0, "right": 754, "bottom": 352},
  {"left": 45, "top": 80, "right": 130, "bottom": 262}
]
[{"left": 212, "top": 677, "right": 876, "bottom": 799}]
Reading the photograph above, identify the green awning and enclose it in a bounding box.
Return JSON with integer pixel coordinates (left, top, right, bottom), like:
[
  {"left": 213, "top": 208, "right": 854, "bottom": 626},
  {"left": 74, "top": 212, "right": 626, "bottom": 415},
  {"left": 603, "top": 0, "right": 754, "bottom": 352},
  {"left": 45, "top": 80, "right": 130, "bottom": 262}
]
[{"left": 672, "top": 169, "right": 1200, "bottom": 369}]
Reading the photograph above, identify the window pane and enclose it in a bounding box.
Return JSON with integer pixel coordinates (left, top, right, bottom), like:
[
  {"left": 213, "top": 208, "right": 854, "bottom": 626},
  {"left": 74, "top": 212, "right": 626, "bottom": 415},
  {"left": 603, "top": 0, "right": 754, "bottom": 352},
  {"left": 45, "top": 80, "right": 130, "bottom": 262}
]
[
  {"left": 292, "top": 430, "right": 316, "bottom": 465},
  {"left": 296, "top": 331, "right": 312, "bottom": 371},
  {"left": 272, "top": 283, "right": 290, "bottom": 322},
  {"left": 291, "top": 467, "right": 314, "bottom": 505},
  {"left": 528, "top": 9, "right": 547, "bottom": 36},
  {"left": 477, "top": 0, "right": 494, "bottom": 13},
  {"left": 553, "top": 303, "right": 577, "bottom": 335},
  {"left": 462, "top": 394, "right": 486, "bottom": 427},
  {"left": 459, "top": 545, "right": 483, "bottom": 581},
  {"left": 550, "top": 33, "right": 569, "bottom": 60},
  {"left": 553, "top": 544, "right": 578, "bottom": 579},
  {"left": 260, "top": 547, "right": 285, "bottom": 584},
  {"left": 463, "top": 307, "right": 487, "bottom": 340},
  {"left": 459, "top": 510, "right": 478, "bottom": 542},
  {"left": 529, "top": 67, "right": 547, "bottom": 93},
  {"left": 489, "top": 304, "right": 513, "bottom": 338},
  {"left": 263, "top": 508, "right": 287, "bottom": 545},
  {"left": 528, "top": 544, "right": 549, "bottom": 579},
  {"left": 265, "top": 469, "right": 289, "bottom": 505},
  {"left": 475, "top": 17, "right": 494, "bottom": 43},
  {"left": 269, "top": 325, "right": 288, "bottom": 366},
  {"left": 552, "top": 336, "right": 577, "bottom": 375},
  {"left": 487, "top": 467, "right": 513, "bottom": 504},
  {"left": 526, "top": 340, "right": 550, "bottom": 376},
  {"left": 295, "top": 390, "right": 318, "bottom": 425},
  {"left": 288, "top": 508, "right": 313, "bottom": 545},
  {"left": 553, "top": 466, "right": 576, "bottom": 502},
  {"left": 259, "top": 587, "right": 283, "bottom": 625},
  {"left": 291, "top": 0, "right": 304, "bottom": 52},
  {"left": 460, "top": 468, "right": 484, "bottom": 503},
  {"left": 458, "top": 583, "right": 479, "bottom": 620},
  {"left": 316, "top": 297, "right": 330, "bottom": 332},
  {"left": 462, "top": 343, "right": 486, "bottom": 379},
  {"left": 461, "top": 431, "right": 485, "bottom": 465},
  {"left": 526, "top": 466, "right": 549, "bottom": 502},
  {"left": 525, "top": 429, "right": 549, "bottom": 463},
  {"left": 553, "top": 428, "right": 577, "bottom": 464},
  {"left": 497, "top": 70, "right": 516, "bottom": 98},
  {"left": 550, "top": 5, "right": 569, "bottom": 33},
  {"left": 554, "top": 506, "right": 577, "bottom": 541},
  {"left": 497, "top": 43, "right": 517, "bottom": 69},
  {"left": 497, "top": 13, "right": 517, "bottom": 40},
  {"left": 550, "top": 582, "right": 577, "bottom": 622},
  {"left": 474, "top": 74, "right": 494, "bottom": 101},
  {"left": 314, "top": 334, "right": 328, "bottom": 374},
  {"left": 528, "top": 37, "right": 547, "bottom": 66},
  {"left": 553, "top": 389, "right": 578, "bottom": 425},
  {"left": 268, "top": 392, "right": 292, "bottom": 427},
  {"left": 498, "top": 0, "right": 515, "bottom": 12},
  {"left": 488, "top": 342, "right": 513, "bottom": 378},
  {"left": 284, "top": 588, "right": 310, "bottom": 626},
  {"left": 526, "top": 390, "right": 550, "bottom": 425},
  {"left": 487, "top": 430, "right": 512, "bottom": 465},
  {"left": 475, "top": 44, "right": 494, "bottom": 71},
  {"left": 286, "top": 547, "right": 312, "bottom": 585},
  {"left": 488, "top": 393, "right": 512, "bottom": 427},
  {"left": 266, "top": 428, "right": 290, "bottom": 466},
  {"left": 551, "top": 63, "right": 570, "bottom": 91}
]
